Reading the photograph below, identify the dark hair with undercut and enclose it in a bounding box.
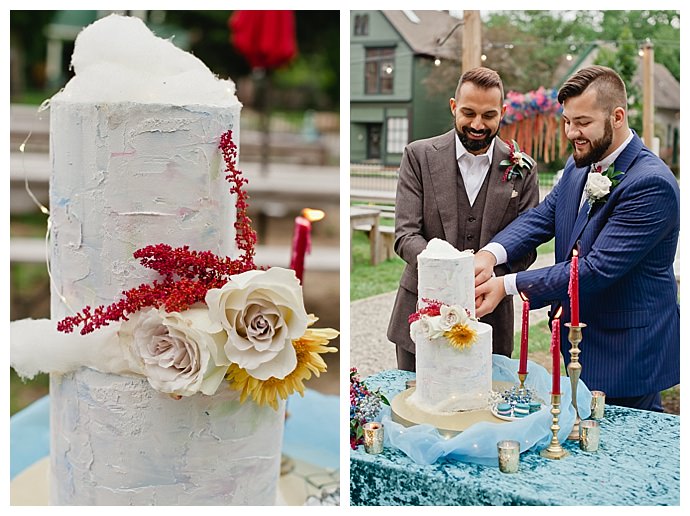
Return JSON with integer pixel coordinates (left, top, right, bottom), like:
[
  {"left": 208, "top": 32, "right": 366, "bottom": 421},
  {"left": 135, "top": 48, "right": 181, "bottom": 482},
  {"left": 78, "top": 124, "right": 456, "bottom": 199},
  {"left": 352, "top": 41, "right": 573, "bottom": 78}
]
[
  {"left": 557, "top": 65, "right": 627, "bottom": 114},
  {"left": 455, "top": 67, "right": 504, "bottom": 102}
]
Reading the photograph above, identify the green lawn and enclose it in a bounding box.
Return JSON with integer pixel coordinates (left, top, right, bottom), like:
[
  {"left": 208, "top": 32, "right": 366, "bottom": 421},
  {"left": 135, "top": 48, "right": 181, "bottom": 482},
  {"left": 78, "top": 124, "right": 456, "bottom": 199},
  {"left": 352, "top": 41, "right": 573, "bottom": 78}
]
[{"left": 10, "top": 369, "right": 49, "bottom": 416}]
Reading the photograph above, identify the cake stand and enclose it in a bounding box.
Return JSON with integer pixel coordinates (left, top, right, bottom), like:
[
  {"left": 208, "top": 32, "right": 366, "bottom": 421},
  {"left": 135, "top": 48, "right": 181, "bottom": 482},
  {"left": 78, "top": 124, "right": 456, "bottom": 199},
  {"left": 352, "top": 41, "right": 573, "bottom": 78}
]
[{"left": 390, "top": 381, "right": 516, "bottom": 438}]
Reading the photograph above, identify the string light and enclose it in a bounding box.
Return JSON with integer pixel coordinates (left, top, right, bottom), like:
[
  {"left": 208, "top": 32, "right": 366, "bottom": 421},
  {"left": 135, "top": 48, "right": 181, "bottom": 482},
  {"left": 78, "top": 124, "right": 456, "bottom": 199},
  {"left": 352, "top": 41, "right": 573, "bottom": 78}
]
[
  {"left": 18, "top": 99, "right": 76, "bottom": 314},
  {"left": 481, "top": 54, "right": 487, "bottom": 62},
  {"left": 434, "top": 57, "right": 441, "bottom": 66}
]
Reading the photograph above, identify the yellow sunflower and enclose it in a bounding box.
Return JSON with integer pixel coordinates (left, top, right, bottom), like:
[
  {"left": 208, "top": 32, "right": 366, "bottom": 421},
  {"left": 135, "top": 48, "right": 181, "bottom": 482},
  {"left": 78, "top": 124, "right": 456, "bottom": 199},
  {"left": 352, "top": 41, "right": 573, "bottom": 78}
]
[
  {"left": 226, "top": 316, "right": 338, "bottom": 410},
  {"left": 444, "top": 323, "right": 478, "bottom": 350}
]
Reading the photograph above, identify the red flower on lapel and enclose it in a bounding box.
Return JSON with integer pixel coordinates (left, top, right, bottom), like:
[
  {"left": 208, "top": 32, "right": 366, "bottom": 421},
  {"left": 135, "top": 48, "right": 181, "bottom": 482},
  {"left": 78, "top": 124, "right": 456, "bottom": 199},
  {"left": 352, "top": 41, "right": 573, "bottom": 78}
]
[{"left": 499, "top": 140, "right": 536, "bottom": 182}]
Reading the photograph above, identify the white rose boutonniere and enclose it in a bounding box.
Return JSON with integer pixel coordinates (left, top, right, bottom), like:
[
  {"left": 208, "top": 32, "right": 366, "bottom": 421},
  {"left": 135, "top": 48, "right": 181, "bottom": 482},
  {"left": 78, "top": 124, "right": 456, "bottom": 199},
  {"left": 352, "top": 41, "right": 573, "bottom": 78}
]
[
  {"left": 585, "top": 164, "right": 625, "bottom": 210},
  {"left": 206, "top": 267, "right": 309, "bottom": 381},
  {"left": 119, "top": 305, "right": 230, "bottom": 397}
]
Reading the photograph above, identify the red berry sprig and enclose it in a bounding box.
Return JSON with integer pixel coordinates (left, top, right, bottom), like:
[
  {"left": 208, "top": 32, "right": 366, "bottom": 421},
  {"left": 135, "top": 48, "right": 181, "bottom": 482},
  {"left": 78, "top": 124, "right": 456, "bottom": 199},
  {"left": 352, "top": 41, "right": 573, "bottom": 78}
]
[{"left": 57, "top": 130, "right": 258, "bottom": 335}]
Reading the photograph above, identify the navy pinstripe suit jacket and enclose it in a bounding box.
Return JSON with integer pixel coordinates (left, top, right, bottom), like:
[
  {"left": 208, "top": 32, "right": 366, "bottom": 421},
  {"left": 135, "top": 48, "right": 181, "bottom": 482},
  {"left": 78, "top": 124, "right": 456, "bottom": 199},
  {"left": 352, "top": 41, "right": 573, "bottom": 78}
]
[{"left": 493, "top": 133, "right": 679, "bottom": 397}]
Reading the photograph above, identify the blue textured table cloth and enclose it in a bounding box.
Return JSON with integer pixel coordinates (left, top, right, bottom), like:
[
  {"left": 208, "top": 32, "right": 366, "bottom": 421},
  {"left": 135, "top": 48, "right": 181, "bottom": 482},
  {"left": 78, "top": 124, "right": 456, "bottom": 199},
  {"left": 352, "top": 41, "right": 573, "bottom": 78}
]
[
  {"left": 11, "top": 389, "right": 339, "bottom": 479},
  {"left": 350, "top": 370, "right": 680, "bottom": 506}
]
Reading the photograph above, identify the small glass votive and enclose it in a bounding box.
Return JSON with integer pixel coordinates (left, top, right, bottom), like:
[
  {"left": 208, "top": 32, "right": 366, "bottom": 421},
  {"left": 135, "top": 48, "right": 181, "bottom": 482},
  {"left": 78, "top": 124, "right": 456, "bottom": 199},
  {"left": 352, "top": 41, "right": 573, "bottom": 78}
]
[
  {"left": 579, "top": 420, "right": 600, "bottom": 452},
  {"left": 590, "top": 391, "right": 606, "bottom": 419},
  {"left": 363, "top": 422, "right": 384, "bottom": 454},
  {"left": 497, "top": 440, "right": 520, "bottom": 473}
]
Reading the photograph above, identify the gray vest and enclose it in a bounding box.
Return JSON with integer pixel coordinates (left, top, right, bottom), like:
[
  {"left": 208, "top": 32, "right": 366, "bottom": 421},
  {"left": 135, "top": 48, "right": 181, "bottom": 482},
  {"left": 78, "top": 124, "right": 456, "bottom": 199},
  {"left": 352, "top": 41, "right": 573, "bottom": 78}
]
[{"left": 456, "top": 169, "right": 491, "bottom": 253}]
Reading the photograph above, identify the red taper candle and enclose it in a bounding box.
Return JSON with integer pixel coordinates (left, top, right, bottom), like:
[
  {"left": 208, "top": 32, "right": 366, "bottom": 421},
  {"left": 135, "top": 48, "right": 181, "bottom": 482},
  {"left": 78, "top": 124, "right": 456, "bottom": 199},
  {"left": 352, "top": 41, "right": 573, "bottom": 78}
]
[
  {"left": 289, "top": 215, "right": 311, "bottom": 283},
  {"left": 518, "top": 292, "right": 530, "bottom": 375},
  {"left": 569, "top": 248, "right": 580, "bottom": 325},
  {"left": 551, "top": 306, "right": 563, "bottom": 394}
]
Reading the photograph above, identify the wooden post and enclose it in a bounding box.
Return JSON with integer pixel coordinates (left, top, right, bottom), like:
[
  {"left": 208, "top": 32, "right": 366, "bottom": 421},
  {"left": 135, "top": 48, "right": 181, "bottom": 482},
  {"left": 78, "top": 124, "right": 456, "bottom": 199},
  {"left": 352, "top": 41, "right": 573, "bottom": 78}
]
[
  {"left": 462, "top": 11, "right": 482, "bottom": 72},
  {"left": 642, "top": 40, "right": 655, "bottom": 149}
]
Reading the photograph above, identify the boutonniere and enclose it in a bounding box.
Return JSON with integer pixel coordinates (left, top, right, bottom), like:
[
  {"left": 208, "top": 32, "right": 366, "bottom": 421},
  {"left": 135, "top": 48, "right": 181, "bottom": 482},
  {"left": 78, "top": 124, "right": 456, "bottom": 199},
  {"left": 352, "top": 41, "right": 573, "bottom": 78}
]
[
  {"left": 585, "top": 164, "right": 625, "bottom": 210},
  {"left": 500, "top": 140, "right": 535, "bottom": 182}
]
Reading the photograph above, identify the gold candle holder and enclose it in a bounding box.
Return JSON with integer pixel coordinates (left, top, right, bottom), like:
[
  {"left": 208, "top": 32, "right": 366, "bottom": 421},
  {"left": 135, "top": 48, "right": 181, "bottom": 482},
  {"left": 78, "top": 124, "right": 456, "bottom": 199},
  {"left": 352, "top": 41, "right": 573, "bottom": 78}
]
[
  {"left": 363, "top": 422, "right": 384, "bottom": 454},
  {"left": 540, "top": 393, "right": 569, "bottom": 460},
  {"left": 517, "top": 372, "right": 528, "bottom": 394},
  {"left": 565, "top": 322, "right": 586, "bottom": 440}
]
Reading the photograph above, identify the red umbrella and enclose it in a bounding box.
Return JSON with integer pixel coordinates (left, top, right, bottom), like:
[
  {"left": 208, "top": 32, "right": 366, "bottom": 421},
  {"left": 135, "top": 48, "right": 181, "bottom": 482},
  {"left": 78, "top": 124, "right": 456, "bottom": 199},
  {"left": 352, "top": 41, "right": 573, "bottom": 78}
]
[{"left": 229, "top": 10, "right": 297, "bottom": 70}]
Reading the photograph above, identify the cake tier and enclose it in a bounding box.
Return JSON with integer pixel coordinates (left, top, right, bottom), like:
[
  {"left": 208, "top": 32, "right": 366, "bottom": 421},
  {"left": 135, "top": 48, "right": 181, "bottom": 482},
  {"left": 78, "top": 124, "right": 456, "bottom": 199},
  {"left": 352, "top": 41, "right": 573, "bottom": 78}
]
[
  {"left": 49, "top": 101, "right": 239, "bottom": 318},
  {"left": 417, "top": 240, "right": 475, "bottom": 318},
  {"left": 409, "top": 321, "right": 493, "bottom": 413},
  {"left": 50, "top": 367, "right": 285, "bottom": 505}
]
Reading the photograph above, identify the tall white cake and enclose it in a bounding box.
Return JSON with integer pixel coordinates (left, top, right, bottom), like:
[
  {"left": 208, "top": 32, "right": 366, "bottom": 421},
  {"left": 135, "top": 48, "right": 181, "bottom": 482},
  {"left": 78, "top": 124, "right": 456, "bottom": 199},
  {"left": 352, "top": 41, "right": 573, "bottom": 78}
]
[
  {"left": 408, "top": 239, "right": 493, "bottom": 413},
  {"left": 47, "top": 15, "right": 284, "bottom": 506}
]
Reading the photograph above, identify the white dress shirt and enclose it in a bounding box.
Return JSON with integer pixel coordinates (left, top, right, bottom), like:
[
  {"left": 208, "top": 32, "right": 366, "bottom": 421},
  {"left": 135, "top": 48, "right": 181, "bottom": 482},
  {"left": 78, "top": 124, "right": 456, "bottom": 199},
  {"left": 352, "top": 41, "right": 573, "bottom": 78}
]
[
  {"left": 484, "top": 129, "right": 634, "bottom": 297},
  {"left": 455, "top": 133, "right": 495, "bottom": 206}
]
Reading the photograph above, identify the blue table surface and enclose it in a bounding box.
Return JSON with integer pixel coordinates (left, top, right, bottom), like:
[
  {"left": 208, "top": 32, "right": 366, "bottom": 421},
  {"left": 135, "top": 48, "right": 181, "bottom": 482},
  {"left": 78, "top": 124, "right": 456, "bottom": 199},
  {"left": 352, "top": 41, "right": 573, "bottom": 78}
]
[
  {"left": 11, "top": 388, "right": 339, "bottom": 479},
  {"left": 351, "top": 370, "right": 680, "bottom": 506}
]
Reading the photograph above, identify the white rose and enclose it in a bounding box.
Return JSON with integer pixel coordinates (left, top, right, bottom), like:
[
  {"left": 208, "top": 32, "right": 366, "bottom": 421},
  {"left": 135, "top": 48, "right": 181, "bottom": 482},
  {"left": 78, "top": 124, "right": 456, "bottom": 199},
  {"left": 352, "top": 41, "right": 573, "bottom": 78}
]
[
  {"left": 423, "top": 314, "right": 446, "bottom": 340},
  {"left": 119, "top": 305, "right": 229, "bottom": 397},
  {"left": 439, "top": 305, "right": 469, "bottom": 331},
  {"left": 585, "top": 172, "right": 612, "bottom": 201},
  {"left": 512, "top": 151, "right": 526, "bottom": 168},
  {"left": 205, "top": 267, "right": 308, "bottom": 381}
]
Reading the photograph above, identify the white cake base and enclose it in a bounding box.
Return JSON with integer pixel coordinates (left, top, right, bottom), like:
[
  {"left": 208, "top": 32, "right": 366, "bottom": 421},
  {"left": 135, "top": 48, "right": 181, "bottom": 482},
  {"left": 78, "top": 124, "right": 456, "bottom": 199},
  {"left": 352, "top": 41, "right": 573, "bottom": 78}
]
[
  {"left": 409, "top": 321, "right": 493, "bottom": 413},
  {"left": 50, "top": 368, "right": 285, "bottom": 505}
]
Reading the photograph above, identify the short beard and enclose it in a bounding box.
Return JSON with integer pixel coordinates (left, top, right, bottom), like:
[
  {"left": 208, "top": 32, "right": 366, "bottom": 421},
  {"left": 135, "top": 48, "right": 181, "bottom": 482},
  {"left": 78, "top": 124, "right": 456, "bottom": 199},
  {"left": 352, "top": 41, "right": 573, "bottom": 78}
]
[
  {"left": 572, "top": 118, "right": 614, "bottom": 168},
  {"left": 455, "top": 124, "right": 498, "bottom": 153}
]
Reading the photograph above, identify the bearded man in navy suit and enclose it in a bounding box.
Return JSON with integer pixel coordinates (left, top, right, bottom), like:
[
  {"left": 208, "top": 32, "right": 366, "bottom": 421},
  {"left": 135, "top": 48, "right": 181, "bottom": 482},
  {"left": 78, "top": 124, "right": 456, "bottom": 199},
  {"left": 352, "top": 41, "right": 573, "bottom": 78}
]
[{"left": 474, "top": 65, "right": 679, "bottom": 412}]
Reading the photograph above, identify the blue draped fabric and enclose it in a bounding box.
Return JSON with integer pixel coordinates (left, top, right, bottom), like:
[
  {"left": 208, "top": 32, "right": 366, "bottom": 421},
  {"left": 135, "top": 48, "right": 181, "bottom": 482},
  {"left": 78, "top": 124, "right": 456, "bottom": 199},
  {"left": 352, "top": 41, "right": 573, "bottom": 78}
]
[{"left": 371, "top": 355, "right": 591, "bottom": 466}]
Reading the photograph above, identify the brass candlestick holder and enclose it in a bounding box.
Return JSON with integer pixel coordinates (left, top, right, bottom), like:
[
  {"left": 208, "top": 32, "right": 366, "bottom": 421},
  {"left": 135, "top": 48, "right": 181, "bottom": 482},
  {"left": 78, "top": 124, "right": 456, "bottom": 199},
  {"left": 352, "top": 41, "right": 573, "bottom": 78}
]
[
  {"left": 517, "top": 372, "right": 528, "bottom": 394},
  {"left": 565, "top": 322, "right": 586, "bottom": 440},
  {"left": 540, "top": 393, "right": 569, "bottom": 460}
]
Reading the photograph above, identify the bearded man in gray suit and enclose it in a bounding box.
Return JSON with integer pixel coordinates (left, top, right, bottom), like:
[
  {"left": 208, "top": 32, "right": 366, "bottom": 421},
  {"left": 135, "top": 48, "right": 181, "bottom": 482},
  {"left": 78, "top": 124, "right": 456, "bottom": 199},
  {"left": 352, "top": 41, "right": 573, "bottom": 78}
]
[{"left": 387, "top": 67, "right": 540, "bottom": 371}]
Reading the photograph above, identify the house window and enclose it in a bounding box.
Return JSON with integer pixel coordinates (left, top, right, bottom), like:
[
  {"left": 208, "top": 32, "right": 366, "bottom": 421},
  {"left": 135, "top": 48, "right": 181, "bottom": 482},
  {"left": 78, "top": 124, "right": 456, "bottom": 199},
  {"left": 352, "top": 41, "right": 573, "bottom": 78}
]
[
  {"left": 354, "top": 14, "right": 369, "bottom": 36},
  {"left": 365, "top": 48, "right": 395, "bottom": 94},
  {"left": 386, "top": 117, "right": 408, "bottom": 154}
]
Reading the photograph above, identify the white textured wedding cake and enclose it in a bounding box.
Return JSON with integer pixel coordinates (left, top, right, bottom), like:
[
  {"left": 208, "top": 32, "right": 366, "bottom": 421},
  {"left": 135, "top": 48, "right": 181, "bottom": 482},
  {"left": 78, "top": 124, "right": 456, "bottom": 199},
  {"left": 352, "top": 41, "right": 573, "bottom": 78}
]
[
  {"left": 407, "top": 239, "right": 492, "bottom": 413},
  {"left": 48, "top": 15, "right": 282, "bottom": 506}
]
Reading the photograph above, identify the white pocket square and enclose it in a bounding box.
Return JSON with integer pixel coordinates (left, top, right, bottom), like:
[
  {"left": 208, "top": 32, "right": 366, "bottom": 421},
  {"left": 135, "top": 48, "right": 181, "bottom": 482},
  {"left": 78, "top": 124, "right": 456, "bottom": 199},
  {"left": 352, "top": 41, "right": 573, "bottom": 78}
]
[{"left": 511, "top": 190, "right": 519, "bottom": 198}]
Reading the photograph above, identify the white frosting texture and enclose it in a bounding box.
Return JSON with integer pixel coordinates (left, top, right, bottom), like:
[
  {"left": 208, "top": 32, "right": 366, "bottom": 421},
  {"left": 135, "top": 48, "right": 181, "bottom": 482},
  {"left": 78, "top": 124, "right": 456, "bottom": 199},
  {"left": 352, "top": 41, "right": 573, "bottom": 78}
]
[
  {"left": 49, "top": 102, "right": 239, "bottom": 318},
  {"left": 409, "top": 239, "right": 493, "bottom": 412},
  {"left": 416, "top": 238, "right": 476, "bottom": 318},
  {"left": 410, "top": 321, "right": 492, "bottom": 412},
  {"left": 50, "top": 368, "right": 285, "bottom": 505}
]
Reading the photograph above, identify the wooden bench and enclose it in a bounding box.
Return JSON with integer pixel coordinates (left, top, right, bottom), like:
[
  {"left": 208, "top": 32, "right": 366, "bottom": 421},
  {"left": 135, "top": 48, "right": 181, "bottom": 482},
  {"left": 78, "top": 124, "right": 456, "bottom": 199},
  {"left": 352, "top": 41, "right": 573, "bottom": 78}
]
[
  {"left": 352, "top": 223, "right": 396, "bottom": 262},
  {"left": 351, "top": 203, "right": 396, "bottom": 262}
]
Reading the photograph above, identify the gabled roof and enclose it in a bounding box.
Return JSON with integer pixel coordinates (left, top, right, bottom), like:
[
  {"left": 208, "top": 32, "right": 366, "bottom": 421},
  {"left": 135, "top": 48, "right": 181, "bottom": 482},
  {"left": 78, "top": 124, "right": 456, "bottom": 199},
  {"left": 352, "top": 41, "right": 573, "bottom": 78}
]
[
  {"left": 382, "top": 10, "right": 462, "bottom": 60},
  {"left": 631, "top": 61, "right": 679, "bottom": 111},
  {"left": 554, "top": 43, "right": 679, "bottom": 111}
]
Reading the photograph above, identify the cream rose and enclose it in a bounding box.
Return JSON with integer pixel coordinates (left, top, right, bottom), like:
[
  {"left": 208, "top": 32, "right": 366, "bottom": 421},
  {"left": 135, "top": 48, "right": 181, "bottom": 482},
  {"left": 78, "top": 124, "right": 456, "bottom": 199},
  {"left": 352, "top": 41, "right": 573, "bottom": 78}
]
[
  {"left": 439, "top": 304, "right": 469, "bottom": 331},
  {"left": 119, "top": 305, "right": 229, "bottom": 397},
  {"left": 585, "top": 172, "right": 612, "bottom": 202},
  {"left": 205, "top": 267, "right": 309, "bottom": 381}
]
